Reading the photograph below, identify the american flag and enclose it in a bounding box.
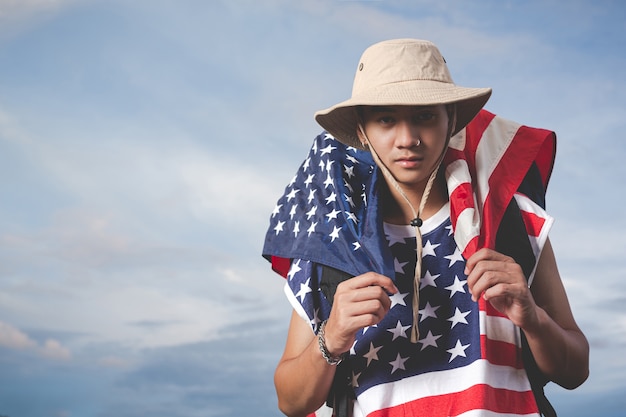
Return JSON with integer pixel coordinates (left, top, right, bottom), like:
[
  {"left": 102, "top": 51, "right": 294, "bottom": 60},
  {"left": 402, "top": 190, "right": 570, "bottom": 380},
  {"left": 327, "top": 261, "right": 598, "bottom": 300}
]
[{"left": 262, "top": 109, "right": 556, "bottom": 416}]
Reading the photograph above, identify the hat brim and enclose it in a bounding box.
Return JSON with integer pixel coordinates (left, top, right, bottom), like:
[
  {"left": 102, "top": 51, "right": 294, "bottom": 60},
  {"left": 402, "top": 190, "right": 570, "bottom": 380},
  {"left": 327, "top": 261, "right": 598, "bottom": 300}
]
[{"left": 315, "top": 80, "right": 492, "bottom": 150}]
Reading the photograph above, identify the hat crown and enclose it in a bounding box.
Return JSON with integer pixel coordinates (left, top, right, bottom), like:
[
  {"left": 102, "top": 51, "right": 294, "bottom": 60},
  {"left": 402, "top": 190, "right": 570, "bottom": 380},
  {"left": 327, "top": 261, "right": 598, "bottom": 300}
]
[{"left": 352, "top": 39, "right": 453, "bottom": 97}]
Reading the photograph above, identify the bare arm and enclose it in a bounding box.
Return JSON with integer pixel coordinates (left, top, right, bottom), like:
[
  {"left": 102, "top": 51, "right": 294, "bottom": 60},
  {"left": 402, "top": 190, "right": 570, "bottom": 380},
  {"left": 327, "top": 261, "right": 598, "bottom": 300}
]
[
  {"left": 274, "top": 272, "right": 398, "bottom": 417},
  {"left": 465, "top": 238, "right": 589, "bottom": 389},
  {"left": 524, "top": 238, "right": 589, "bottom": 388}
]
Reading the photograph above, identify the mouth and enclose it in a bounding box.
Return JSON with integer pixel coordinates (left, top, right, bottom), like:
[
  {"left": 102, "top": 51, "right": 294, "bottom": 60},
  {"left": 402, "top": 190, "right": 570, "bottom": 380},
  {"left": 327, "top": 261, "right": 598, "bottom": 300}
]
[{"left": 395, "top": 155, "right": 423, "bottom": 168}]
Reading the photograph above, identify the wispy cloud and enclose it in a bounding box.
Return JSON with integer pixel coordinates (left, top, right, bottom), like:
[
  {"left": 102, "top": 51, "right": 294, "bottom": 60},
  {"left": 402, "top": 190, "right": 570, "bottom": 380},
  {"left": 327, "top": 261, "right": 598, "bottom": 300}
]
[{"left": 0, "top": 320, "right": 71, "bottom": 360}]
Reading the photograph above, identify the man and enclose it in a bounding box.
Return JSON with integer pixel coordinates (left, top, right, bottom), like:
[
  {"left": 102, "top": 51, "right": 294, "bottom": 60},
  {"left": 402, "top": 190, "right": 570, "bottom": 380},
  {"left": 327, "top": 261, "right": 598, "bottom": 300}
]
[{"left": 263, "top": 39, "right": 588, "bottom": 417}]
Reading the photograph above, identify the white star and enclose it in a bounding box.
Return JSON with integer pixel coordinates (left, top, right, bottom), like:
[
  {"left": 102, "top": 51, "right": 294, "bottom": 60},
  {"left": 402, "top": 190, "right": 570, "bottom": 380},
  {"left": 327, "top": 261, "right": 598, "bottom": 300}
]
[
  {"left": 418, "top": 302, "right": 440, "bottom": 322},
  {"left": 448, "top": 307, "right": 471, "bottom": 328},
  {"left": 295, "top": 278, "right": 312, "bottom": 302},
  {"left": 363, "top": 342, "right": 382, "bottom": 366},
  {"left": 422, "top": 240, "right": 440, "bottom": 257},
  {"left": 444, "top": 247, "right": 464, "bottom": 267},
  {"left": 445, "top": 276, "right": 467, "bottom": 298},
  {"left": 447, "top": 339, "right": 470, "bottom": 362},
  {"left": 343, "top": 179, "right": 354, "bottom": 193},
  {"left": 310, "top": 308, "right": 322, "bottom": 330},
  {"left": 302, "top": 157, "right": 311, "bottom": 172},
  {"left": 394, "top": 258, "right": 408, "bottom": 274},
  {"left": 307, "top": 189, "right": 316, "bottom": 204},
  {"left": 345, "top": 211, "right": 358, "bottom": 223},
  {"left": 292, "top": 221, "right": 300, "bottom": 237},
  {"left": 287, "top": 259, "right": 302, "bottom": 280},
  {"left": 445, "top": 224, "right": 454, "bottom": 236},
  {"left": 344, "top": 164, "right": 355, "bottom": 178},
  {"left": 306, "top": 222, "right": 317, "bottom": 236},
  {"left": 271, "top": 203, "right": 282, "bottom": 218},
  {"left": 304, "top": 173, "right": 315, "bottom": 187},
  {"left": 351, "top": 372, "right": 361, "bottom": 388},
  {"left": 385, "top": 233, "right": 406, "bottom": 247},
  {"left": 346, "top": 154, "right": 358, "bottom": 164},
  {"left": 325, "top": 159, "right": 335, "bottom": 172},
  {"left": 329, "top": 225, "right": 341, "bottom": 242},
  {"left": 305, "top": 206, "right": 317, "bottom": 220},
  {"left": 273, "top": 220, "right": 285, "bottom": 235},
  {"left": 288, "top": 174, "right": 297, "bottom": 186},
  {"left": 419, "top": 271, "right": 440, "bottom": 289},
  {"left": 344, "top": 194, "right": 355, "bottom": 208},
  {"left": 362, "top": 325, "right": 377, "bottom": 335},
  {"left": 389, "top": 353, "right": 409, "bottom": 374},
  {"left": 352, "top": 241, "right": 361, "bottom": 251},
  {"left": 419, "top": 330, "right": 442, "bottom": 351},
  {"left": 326, "top": 208, "right": 341, "bottom": 220},
  {"left": 350, "top": 339, "right": 358, "bottom": 355},
  {"left": 387, "top": 320, "right": 410, "bottom": 341},
  {"left": 320, "top": 144, "right": 337, "bottom": 155},
  {"left": 325, "top": 192, "right": 337, "bottom": 204},
  {"left": 289, "top": 205, "right": 297, "bottom": 219},
  {"left": 324, "top": 173, "right": 334, "bottom": 189},
  {"left": 389, "top": 292, "right": 409, "bottom": 309},
  {"left": 285, "top": 188, "right": 299, "bottom": 202}
]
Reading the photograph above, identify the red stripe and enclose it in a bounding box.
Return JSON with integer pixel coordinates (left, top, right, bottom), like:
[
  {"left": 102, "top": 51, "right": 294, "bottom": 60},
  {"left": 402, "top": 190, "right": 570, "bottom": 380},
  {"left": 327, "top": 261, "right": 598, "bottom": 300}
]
[
  {"left": 463, "top": 109, "right": 496, "bottom": 180},
  {"left": 448, "top": 182, "right": 474, "bottom": 232},
  {"left": 445, "top": 110, "right": 556, "bottom": 260},
  {"left": 271, "top": 255, "right": 291, "bottom": 278},
  {"left": 520, "top": 209, "right": 546, "bottom": 238},
  {"left": 481, "top": 335, "right": 524, "bottom": 369},
  {"left": 368, "top": 384, "right": 538, "bottom": 417},
  {"left": 480, "top": 298, "right": 507, "bottom": 318}
]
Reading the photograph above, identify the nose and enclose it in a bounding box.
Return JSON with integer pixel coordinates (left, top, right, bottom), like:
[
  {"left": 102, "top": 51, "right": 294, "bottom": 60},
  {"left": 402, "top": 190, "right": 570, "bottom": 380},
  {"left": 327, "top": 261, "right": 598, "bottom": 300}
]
[{"left": 395, "top": 120, "right": 419, "bottom": 148}]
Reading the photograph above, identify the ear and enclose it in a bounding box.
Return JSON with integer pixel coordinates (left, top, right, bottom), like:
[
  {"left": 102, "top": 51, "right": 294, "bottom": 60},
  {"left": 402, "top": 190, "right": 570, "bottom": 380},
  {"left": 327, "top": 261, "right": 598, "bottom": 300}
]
[{"left": 356, "top": 125, "right": 365, "bottom": 145}]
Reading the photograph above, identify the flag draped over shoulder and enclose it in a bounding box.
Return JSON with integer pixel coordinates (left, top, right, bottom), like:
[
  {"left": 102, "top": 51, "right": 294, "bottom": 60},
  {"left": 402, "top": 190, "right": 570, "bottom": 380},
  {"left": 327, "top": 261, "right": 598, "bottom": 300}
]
[{"left": 262, "top": 109, "right": 556, "bottom": 281}]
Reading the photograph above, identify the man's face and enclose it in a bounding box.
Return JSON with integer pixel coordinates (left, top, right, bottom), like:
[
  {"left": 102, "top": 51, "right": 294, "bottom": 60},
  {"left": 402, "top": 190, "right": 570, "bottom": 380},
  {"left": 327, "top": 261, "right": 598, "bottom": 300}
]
[{"left": 358, "top": 104, "right": 449, "bottom": 187}]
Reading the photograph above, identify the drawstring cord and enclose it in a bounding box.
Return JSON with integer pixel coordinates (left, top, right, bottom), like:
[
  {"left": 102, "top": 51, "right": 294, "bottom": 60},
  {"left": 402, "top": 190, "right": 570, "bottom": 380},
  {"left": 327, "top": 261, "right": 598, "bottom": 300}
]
[{"left": 357, "top": 106, "right": 457, "bottom": 343}]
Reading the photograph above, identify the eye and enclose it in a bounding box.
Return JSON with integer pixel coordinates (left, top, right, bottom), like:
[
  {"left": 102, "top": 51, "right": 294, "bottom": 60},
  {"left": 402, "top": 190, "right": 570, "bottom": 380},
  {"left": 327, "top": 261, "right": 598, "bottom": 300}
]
[
  {"left": 412, "top": 111, "right": 437, "bottom": 124},
  {"left": 378, "top": 115, "right": 395, "bottom": 125}
]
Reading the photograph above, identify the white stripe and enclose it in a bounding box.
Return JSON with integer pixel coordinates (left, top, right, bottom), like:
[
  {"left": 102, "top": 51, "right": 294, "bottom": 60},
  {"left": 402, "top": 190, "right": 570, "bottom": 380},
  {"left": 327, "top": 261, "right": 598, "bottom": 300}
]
[
  {"left": 512, "top": 193, "right": 554, "bottom": 286},
  {"left": 284, "top": 282, "right": 313, "bottom": 328},
  {"left": 474, "top": 116, "right": 522, "bottom": 209},
  {"left": 446, "top": 158, "right": 472, "bottom": 191},
  {"left": 456, "top": 409, "right": 540, "bottom": 417},
  {"left": 446, "top": 158, "right": 480, "bottom": 253},
  {"left": 313, "top": 404, "right": 333, "bottom": 417},
  {"left": 354, "top": 359, "right": 532, "bottom": 415},
  {"left": 454, "top": 207, "right": 479, "bottom": 253},
  {"left": 480, "top": 311, "right": 522, "bottom": 346}
]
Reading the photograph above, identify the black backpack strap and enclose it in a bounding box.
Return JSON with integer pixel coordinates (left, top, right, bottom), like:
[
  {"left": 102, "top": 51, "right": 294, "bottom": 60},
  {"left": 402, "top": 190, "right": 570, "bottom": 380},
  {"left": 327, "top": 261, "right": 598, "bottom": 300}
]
[
  {"left": 496, "top": 197, "right": 556, "bottom": 417},
  {"left": 319, "top": 264, "right": 355, "bottom": 417}
]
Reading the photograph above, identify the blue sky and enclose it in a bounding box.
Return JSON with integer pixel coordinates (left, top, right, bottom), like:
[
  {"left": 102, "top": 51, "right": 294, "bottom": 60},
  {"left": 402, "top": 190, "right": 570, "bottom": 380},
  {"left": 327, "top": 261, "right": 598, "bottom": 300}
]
[{"left": 0, "top": 0, "right": 625, "bottom": 416}]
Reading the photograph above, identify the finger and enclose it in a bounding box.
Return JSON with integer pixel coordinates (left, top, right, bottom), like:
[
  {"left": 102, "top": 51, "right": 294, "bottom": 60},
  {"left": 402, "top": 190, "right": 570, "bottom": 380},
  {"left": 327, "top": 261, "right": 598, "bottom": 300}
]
[
  {"left": 465, "top": 248, "right": 513, "bottom": 275},
  {"left": 341, "top": 272, "right": 398, "bottom": 294},
  {"left": 468, "top": 262, "right": 525, "bottom": 302},
  {"left": 336, "top": 285, "right": 393, "bottom": 312}
]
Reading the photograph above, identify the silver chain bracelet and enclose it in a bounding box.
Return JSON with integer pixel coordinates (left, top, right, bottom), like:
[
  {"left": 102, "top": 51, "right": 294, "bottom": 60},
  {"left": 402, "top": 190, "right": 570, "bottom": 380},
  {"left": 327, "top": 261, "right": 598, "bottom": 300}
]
[{"left": 318, "top": 320, "right": 346, "bottom": 365}]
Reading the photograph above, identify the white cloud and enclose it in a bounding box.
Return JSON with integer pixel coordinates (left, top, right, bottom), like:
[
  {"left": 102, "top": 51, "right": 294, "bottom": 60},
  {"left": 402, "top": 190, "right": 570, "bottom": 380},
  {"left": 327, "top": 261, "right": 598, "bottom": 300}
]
[
  {"left": 0, "top": 320, "right": 36, "bottom": 349},
  {"left": 0, "top": 320, "right": 71, "bottom": 360},
  {"left": 39, "top": 338, "right": 72, "bottom": 360}
]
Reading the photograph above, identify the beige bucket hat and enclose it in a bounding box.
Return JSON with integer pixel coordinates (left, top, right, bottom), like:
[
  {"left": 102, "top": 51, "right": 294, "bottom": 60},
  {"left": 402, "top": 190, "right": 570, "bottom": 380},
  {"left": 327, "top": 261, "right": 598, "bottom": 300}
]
[{"left": 315, "top": 39, "right": 492, "bottom": 149}]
